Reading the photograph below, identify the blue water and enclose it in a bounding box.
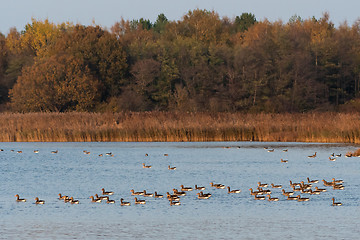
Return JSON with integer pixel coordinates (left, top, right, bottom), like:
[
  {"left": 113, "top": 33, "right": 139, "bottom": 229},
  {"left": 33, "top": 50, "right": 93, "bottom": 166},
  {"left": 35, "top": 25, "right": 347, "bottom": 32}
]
[{"left": 0, "top": 142, "right": 359, "bottom": 239}]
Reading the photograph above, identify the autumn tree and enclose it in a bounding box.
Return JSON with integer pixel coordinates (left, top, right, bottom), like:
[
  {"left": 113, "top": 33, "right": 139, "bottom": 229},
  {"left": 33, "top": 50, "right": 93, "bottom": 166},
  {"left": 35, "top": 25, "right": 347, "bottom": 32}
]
[{"left": 10, "top": 54, "right": 101, "bottom": 112}]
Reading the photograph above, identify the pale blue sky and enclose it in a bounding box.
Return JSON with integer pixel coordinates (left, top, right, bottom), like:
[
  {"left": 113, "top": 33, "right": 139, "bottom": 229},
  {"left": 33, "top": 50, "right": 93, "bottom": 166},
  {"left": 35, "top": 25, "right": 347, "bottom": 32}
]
[{"left": 1, "top": 0, "right": 359, "bottom": 34}]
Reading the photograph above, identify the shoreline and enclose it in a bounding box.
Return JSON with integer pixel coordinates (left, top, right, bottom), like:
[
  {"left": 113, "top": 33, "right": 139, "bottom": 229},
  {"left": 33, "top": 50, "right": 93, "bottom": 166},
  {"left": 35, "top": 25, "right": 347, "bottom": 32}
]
[{"left": 1, "top": 112, "right": 360, "bottom": 143}]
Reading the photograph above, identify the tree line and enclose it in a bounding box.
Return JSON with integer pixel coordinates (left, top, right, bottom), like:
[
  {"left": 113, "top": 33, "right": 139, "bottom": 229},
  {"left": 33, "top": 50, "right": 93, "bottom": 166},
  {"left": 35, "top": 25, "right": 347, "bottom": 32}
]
[{"left": 0, "top": 9, "right": 360, "bottom": 112}]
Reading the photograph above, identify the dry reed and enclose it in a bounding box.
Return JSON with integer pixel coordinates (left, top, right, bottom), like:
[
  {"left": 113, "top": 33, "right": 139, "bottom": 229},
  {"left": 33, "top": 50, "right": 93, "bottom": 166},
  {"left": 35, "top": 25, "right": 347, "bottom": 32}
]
[{"left": 0, "top": 112, "right": 360, "bottom": 143}]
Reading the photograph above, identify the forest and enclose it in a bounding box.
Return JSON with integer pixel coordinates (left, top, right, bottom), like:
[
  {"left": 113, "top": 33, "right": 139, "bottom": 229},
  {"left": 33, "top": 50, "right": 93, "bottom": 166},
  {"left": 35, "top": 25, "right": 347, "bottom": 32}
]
[{"left": 1, "top": 9, "right": 360, "bottom": 113}]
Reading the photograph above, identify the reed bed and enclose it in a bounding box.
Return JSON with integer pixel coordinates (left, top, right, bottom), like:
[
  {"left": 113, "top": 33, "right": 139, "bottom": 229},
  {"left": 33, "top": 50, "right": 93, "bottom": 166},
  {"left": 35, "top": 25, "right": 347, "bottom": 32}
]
[{"left": 0, "top": 112, "right": 360, "bottom": 143}]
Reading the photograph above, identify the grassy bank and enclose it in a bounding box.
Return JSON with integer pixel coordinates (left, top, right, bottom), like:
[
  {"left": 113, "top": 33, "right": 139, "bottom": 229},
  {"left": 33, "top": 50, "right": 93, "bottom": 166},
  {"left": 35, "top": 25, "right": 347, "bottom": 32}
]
[{"left": 1, "top": 112, "right": 360, "bottom": 143}]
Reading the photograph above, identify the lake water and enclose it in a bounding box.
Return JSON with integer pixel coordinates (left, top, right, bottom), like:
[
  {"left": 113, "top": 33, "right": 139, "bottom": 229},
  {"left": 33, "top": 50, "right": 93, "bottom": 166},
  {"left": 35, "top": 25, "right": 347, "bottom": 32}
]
[{"left": 0, "top": 142, "right": 359, "bottom": 239}]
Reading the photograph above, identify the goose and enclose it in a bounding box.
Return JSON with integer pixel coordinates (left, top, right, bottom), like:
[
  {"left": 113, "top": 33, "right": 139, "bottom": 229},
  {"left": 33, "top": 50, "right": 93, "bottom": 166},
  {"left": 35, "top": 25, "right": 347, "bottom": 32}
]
[
  {"left": 267, "top": 194, "right": 279, "bottom": 201},
  {"left": 287, "top": 196, "right": 298, "bottom": 200},
  {"left": 297, "top": 195, "right": 310, "bottom": 202},
  {"left": 335, "top": 154, "right": 342, "bottom": 157},
  {"left": 329, "top": 157, "right": 336, "bottom": 161},
  {"left": 15, "top": 194, "right": 26, "bottom": 202},
  {"left": 289, "top": 180, "right": 301, "bottom": 187},
  {"left": 300, "top": 187, "right": 311, "bottom": 194},
  {"left": 120, "top": 198, "right": 131, "bottom": 206},
  {"left": 196, "top": 192, "right": 211, "bottom": 199},
  {"left": 105, "top": 197, "right": 115, "bottom": 204},
  {"left": 173, "top": 189, "right": 186, "bottom": 196},
  {"left": 282, "top": 189, "right": 294, "bottom": 196},
  {"left": 154, "top": 192, "right": 163, "bottom": 198},
  {"left": 35, "top": 197, "right": 45, "bottom": 204},
  {"left": 130, "top": 189, "right": 144, "bottom": 195},
  {"left": 195, "top": 185, "right": 206, "bottom": 190},
  {"left": 142, "top": 163, "right": 152, "bottom": 168},
  {"left": 145, "top": 153, "right": 148, "bottom": 156},
  {"left": 308, "top": 152, "right": 317, "bottom": 158},
  {"left": 254, "top": 195, "right": 265, "bottom": 200},
  {"left": 315, "top": 186, "right": 327, "bottom": 192},
  {"left": 164, "top": 154, "right": 169, "bottom": 156},
  {"left": 210, "top": 182, "right": 225, "bottom": 189},
  {"left": 283, "top": 149, "right": 288, "bottom": 152},
  {"left": 309, "top": 189, "right": 321, "bottom": 195},
  {"left": 98, "top": 154, "right": 103, "bottom": 157},
  {"left": 69, "top": 197, "right": 79, "bottom": 204},
  {"left": 345, "top": 153, "right": 352, "bottom": 158},
  {"left": 258, "top": 182, "right": 268, "bottom": 188},
  {"left": 322, "top": 179, "right": 333, "bottom": 187},
  {"left": 180, "top": 185, "right": 193, "bottom": 191},
  {"left": 249, "top": 188, "right": 262, "bottom": 196},
  {"left": 89, "top": 196, "right": 101, "bottom": 203},
  {"left": 257, "top": 187, "right": 271, "bottom": 194},
  {"left": 17, "top": 151, "right": 22, "bottom": 153},
  {"left": 330, "top": 153, "right": 335, "bottom": 157},
  {"left": 280, "top": 158, "right": 288, "bottom": 163},
  {"left": 143, "top": 190, "right": 154, "bottom": 197},
  {"left": 51, "top": 150, "right": 58, "bottom": 154},
  {"left": 166, "top": 193, "right": 180, "bottom": 201},
  {"left": 170, "top": 200, "right": 181, "bottom": 206},
  {"left": 34, "top": 150, "right": 39, "bottom": 153},
  {"left": 134, "top": 197, "right": 146, "bottom": 204},
  {"left": 271, "top": 183, "right": 282, "bottom": 189},
  {"left": 105, "top": 152, "right": 112, "bottom": 156},
  {"left": 300, "top": 181, "right": 312, "bottom": 189},
  {"left": 332, "top": 178, "right": 343, "bottom": 184},
  {"left": 83, "top": 151, "right": 90, "bottom": 155},
  {"left": 333, "top": 184, "right": 344, "bottom": 190},
  {"left": 58, "top": 193, "right": 69, "bottom": 200},
  {"left": 168, "top": 165, "right": 176, "bottom": 170},
  {"left": 95, "top": 194, "right": 108, "bottom": 201},
  {"left": 267, "top": 149, "right": 274, "bottom": 152},
  {"left": 307, "top": 177, "right": 319, "bottom": 184},
  {"left": 227, "top": 186, "right": 241, "bottom": 193},
  {"left": 102, "top": 188, "right": 114, "bottom": 195},
  {"left": 332, "top": 197, "right": 342, "bottom": 206}
]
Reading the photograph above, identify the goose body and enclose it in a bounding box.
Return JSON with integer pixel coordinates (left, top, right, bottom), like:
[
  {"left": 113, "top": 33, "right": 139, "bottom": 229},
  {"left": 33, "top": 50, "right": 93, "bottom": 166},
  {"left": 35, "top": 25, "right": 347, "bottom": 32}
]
[
  {"left": 89, "top": 196, "right": 101, "bottom": 202},
  {"left": 210, "top": 182, "right": 225, "bottom": 189},
  {"left": 280, "top": 158, "right": 288, "bottom": 163},
  {"left": 70, "top": 197, "right": 79, "bottom": 204},
  {"left": 267, "top": 194, "right": 279, "bottom": 201},
  {"left": 307, "top": 177, "right": 319, "bottom": 184},
  {"left": 329, "top": 157, "right": 336, "bottom": 161},
  {"left": 58, "top": 193, "right": 69, "bottom": 200},
  {"left": 95, "top": 194, "right": 108, "bottom": 200},
  {"left": 143, "top": 190, "right": 154, "bottom": 197},
  {"left": 180, "top": 185, "right": 193, "bottom": 191},
  {"left": 254, "top": 195, "right": 265, "bottom": 200},
  {"left": 309, "top": 189, "right": 321, "bottom": 195},
  {"left": 287, "top": 196, "right": 298, "bottom": 200},
  {"left": 315, "top": 186, "right": 327, "bottom": 192},
  {"left": 173, "top": 189, "right": 186, "bottom": 196},
  {"left": 130, "top": 189, "right": 144, "bottom": 195},
  {"left": 142, "top": 163, "right": 152, "bottom": 168},
  {"left": 297, "top": 195, "right": 310, "bottom": 202},
  {"left": 105, "top": 197, "right": 115, "bottom": 204},
  {"left": 120, "top": 198, "right": 131, "bottom": 206},
  {"left": 15, "top": 194, "right": 26, "bottom": 202},
  {"left": 332, "top": 178, "right": 343, "bottom": 184},
  {"left": 282, "top": 189, "right": 294, "bottom": 196},
  {"left": 322, "top": 179, "right": 334, "bottom": 187},
  {"left": 332, "top": 197, "right": 342, "bottom": 206},
  {"left": 308, "top": 152, "right": 317, "bottom": 158},
  {"left": 249, "top": 188, "right": 262, "bottom": 196},
  {"left": 271, "top": 183, "right": 282, "bottom": 189},
  {"left": 35, "top": 197, "right": 45, "bottom": 204},
  {"left": 195, "top": 185, "right": 206, "bottom": 190},
  {"left": 51, "top": 150, "right": 58, "bottom": 154},
  {"left": 258, "top": 182, "right": 268, "bottom": 188},
  {"left": 333, "top": 184, "right": 344, "bottom": 190},
  {"left": 134, "top": 197, "right": 146, "bottom": 204},
  {"left": 170, "top": 200, "right": 181, "bottom": 206},
  {"left": 289, "top": 180, "right": 301, "bottom": 187},
  {"left": 227, "top": 186, "right": 241, "bottom": 193},
  {"left": 154, "top": 192, "right": 163, "bottom": 198},
  {"left": 102, "top": 188, "right": 114, "bottom": 195},
  {"left": 168, "top": 165, "right": 176, "bottom": 170},
  {"left": 197, "top": 192, "right": 211, "bottom": 199}
]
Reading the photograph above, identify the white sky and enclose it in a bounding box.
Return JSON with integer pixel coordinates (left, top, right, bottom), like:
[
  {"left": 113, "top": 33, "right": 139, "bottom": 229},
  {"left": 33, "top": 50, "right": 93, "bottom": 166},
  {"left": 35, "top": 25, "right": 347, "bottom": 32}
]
[{"left": 1, "top": 0, "right": 359, "bottom": 34}]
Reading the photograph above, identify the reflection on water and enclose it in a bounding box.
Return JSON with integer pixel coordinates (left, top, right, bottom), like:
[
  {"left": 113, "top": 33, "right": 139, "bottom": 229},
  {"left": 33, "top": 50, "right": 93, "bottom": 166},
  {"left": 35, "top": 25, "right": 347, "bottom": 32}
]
[{"left": 0, "top": 142, "right": 359, "bottom": 239}]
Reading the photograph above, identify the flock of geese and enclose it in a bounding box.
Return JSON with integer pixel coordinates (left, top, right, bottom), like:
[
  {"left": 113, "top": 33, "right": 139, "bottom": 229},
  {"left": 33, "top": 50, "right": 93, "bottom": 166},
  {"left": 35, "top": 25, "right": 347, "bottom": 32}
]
[{"left": 7, "top": 147, "right": 346, "bottom": 207}]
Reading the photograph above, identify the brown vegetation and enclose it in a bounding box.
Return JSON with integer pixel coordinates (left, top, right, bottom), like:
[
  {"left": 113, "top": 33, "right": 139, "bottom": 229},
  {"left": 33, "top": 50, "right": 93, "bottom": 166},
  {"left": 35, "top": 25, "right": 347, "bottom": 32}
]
[{"left": 1, "top": 112, "right": 360, "bottom": 143}]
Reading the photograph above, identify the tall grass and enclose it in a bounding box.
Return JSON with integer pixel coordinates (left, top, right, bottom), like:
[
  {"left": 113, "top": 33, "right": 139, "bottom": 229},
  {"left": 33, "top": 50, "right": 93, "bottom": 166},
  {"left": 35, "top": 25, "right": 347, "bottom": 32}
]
[{"left": 0, "top": 112, "right": 360, "bottom": 143}]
